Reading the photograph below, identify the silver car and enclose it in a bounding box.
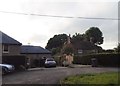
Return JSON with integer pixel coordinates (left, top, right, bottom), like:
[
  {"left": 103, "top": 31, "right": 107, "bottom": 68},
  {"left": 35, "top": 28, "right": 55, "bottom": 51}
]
[
  {"left": 0, "top": 64, "right": 15, "bottom": 75},
  {"left": 45, "top": 58, "right": 56, "bottom": 68}
]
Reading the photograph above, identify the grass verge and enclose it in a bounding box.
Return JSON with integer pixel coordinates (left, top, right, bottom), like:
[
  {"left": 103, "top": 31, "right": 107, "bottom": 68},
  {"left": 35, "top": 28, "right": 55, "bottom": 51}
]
[{"left": 60, "top": 72, "right": 119, "bottom": 85}]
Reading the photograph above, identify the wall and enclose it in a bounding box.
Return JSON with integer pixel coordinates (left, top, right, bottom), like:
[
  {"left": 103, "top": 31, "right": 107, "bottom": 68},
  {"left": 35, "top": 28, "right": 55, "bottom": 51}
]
[
  {"left": 0, "top": 44, "right": 2, "bottom": 63},
  {"left": 23, "top": 53, "right": 51, "bottom": 67},
  {"left": 2, "top": 45, "right": 21, "bottom": 56}
]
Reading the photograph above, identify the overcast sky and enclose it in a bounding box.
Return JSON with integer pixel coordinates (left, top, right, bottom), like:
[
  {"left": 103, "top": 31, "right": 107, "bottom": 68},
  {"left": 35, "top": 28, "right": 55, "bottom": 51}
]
[{"left": 0, "top": 0, "right": 119, "bottom": 49}]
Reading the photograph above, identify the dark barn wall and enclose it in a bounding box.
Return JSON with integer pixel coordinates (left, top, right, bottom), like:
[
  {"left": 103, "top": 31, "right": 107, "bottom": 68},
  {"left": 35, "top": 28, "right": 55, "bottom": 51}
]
[
  {"left": 22, "top": 53, "right": 52, "bottom": 67},
  {"left": 2, "top": 55, "right": 27, "bottom": 69}
]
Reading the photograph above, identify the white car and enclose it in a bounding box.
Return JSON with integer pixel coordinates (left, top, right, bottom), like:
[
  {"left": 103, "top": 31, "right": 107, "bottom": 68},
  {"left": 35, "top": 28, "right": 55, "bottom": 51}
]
[
  {"left": 0, "top": 64, "right": 15, "bottom": 75},
  {"left": 45, "top": 58, "right": 56, "bottom": 68}
]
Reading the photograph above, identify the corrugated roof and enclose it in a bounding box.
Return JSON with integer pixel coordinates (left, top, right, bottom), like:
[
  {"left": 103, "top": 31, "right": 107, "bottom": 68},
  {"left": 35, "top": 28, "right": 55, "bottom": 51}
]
[
  {"left": 0, "top": 31, "right": 22, "bottom": 45},
  {"left": 21, "top": 45, "right": 51, "bottom": 54}
]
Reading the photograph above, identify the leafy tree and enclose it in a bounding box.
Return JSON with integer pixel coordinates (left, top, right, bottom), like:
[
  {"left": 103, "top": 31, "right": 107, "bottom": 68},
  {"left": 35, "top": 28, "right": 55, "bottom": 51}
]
[
  {"left": 62, "top": 44, "right": 74, "bottom": 55},
  {"left": 117, "top": 43, "right": 120, "bottom": 52},
  {"left": 71, "top": 33, "right": 85, "bottom": 44},
  {"left": 45, "top": 34, "right": 67, "bottom": 51},
  {"left": 85, "top": 27, "right": 104, "bottom": 45},
  {"left": 114, "top": 43, "right": 120, "bottom": 53}
]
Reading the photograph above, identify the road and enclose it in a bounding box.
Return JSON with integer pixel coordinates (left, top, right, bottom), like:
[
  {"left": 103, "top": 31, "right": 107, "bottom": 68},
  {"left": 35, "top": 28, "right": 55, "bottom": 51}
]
[{"left": 2, "top": 65, "right": 119, "bottom": 84}]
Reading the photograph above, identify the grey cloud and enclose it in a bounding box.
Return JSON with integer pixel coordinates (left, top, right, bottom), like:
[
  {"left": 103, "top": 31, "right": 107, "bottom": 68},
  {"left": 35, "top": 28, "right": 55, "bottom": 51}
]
[
  {"left": 29, "top": 34, "right": 48, "bottom": 43},
  {"left": 3, "top": 1, "right": 117, "bottom": 49}
]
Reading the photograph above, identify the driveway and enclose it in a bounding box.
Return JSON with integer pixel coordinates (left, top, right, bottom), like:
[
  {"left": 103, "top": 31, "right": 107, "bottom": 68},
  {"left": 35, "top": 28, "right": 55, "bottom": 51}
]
[{"left": 2, "top": 65, "right": 119, "bottom": 84}]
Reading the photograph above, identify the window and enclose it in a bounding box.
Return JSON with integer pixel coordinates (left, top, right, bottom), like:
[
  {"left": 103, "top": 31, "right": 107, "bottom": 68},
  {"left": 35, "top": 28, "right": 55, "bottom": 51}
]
[
  {"left": 3, "top": 45, "right": 9, "bottom": 53},
  {"left": 78, "top": 50, "right": 83, "bottom": 54}
]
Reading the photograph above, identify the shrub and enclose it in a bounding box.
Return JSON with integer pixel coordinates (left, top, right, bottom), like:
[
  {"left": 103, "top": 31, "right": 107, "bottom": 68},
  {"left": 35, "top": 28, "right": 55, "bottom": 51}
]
[{"left": 73, "top": 53, "right": 120, "bottom": 67}]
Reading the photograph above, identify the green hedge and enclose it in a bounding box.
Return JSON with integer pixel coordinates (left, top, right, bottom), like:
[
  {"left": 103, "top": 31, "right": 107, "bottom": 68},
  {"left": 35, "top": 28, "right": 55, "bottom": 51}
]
[{"left": 73, "top": 53, "right": 120, "bottom": 67}]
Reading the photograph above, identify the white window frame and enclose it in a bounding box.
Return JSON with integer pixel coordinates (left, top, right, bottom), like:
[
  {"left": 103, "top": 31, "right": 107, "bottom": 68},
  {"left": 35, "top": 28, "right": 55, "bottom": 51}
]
[
  {"left": 78, "top": 49, "right": 83, "bottom": 54},
  {"left": 3, "top": 45, "right": 9, "bottom": 53}
]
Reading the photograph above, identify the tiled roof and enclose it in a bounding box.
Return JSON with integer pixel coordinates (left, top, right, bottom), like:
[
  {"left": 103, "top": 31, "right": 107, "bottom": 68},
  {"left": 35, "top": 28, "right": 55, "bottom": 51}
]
[
  {"left": 21, "top": 45, "right": 51, "bottom": 54},
  {"left": 0, "top": 31, "right": 22, "bottom": 45},
  {"left": 73, "top": 41, "right": 96, "bottom": 50}
]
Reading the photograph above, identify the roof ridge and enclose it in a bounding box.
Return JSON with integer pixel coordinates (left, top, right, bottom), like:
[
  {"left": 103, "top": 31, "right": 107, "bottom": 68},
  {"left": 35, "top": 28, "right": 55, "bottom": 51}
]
[
  {"left": 0, "top": 31, "right": 22, "bottom": 45},
  {"left": 21, "top": 45, "right": 51, "bottom": 54}
]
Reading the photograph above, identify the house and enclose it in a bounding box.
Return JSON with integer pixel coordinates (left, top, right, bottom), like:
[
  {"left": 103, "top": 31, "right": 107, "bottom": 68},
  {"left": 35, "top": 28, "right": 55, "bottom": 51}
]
[
  {"left": 0, "top": 31, "right": 27, "bottom": 69},
  {"left": 21, "top": 45, "right": 52, "bottom": 67},
  {"left": 0, "top": 31, "right": 22, "bottom": 56},
  {"left": 0, "top": 31, "right": 52, "bottom": 68},
  {"left": 72, "top": 41, "right": 100, "bottom": 55}
]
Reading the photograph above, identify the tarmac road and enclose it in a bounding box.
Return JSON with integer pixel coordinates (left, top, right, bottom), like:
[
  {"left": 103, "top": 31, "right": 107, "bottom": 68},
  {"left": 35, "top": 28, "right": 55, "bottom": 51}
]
[{"left": 2, "top": 65, "right": 119, "bottom": 84}]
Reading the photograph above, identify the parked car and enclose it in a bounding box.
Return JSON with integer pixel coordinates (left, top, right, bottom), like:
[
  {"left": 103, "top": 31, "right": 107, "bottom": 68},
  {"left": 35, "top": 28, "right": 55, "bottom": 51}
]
[
  {"left": 45, "top": 58, "right": 56, "bottom": 68},
  {"left": 0, "top": 64, "right": 15, "bottom": 75}
]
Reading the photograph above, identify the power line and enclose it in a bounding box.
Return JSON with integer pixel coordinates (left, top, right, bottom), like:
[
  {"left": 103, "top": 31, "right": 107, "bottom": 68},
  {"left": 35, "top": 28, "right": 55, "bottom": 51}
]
[{"left": 0, "top": 10, "right": 119, "bottom": 20}]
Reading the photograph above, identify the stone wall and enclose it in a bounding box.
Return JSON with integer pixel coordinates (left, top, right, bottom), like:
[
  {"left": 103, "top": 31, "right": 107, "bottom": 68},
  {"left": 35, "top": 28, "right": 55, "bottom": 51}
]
[
  {"left": 2, "top": 45, "right": 21, "bottom": 56},
  {"left": 23, "top": 54, "right": 52, "bottom": 67}
]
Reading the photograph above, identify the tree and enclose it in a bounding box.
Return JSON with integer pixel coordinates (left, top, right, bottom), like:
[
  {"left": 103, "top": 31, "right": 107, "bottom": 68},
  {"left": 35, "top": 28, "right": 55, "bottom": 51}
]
[
  {"left": 117, "top": 43, "right": 120, "bottom": 52},
  {"left": 71, "top": 33, "right": 85, "bottom": 44},
  {"left": 62, "top": 44, "right": 74, "bottom": 55},
  {"left": 45, "top": 34, "right": 68, "bottom": 54},
  {"left": 85, "top": 27, "right": 104, "bottom": 45},
  {"left": 114, "top": 43, "right": 120, "bottom": 53}
]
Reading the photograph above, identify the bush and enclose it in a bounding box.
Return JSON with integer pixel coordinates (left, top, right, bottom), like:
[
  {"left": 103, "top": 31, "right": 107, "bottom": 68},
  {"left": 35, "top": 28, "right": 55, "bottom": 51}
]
[
  {"left": 53, "top": 55, "right": 62, "bottom": 66},
  {"left": 73, "top": 55, "right": 91, "bottom": 65},
  {"left": 73, "top": 53, "right": 120, "bottom": 67}
]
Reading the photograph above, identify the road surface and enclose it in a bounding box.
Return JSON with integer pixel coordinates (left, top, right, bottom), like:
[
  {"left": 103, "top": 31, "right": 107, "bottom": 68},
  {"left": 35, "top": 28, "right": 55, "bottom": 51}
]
[{"left": 2, "top": 65, "right": 119, "bottom": 84}]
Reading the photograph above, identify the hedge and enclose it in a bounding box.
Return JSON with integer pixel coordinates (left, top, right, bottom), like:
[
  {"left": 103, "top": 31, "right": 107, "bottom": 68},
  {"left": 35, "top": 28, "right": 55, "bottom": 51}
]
[{"left": 73, "top": 53, "right": 120, "bottom": 67}]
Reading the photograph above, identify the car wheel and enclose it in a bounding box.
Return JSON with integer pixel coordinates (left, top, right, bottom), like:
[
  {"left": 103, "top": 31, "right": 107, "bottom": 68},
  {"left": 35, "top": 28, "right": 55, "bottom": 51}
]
[
  {"left": 45, "top": 66, "right": 49, "bottom": 68},
  {"left": 2, "top": 67, "right": 8, "bottom": 75}
]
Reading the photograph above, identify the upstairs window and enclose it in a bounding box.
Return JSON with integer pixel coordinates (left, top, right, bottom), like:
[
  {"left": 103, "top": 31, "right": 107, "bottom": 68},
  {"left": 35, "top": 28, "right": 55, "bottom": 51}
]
[{"left": 3, "top": 45, "right": 9, "bottom": 53}]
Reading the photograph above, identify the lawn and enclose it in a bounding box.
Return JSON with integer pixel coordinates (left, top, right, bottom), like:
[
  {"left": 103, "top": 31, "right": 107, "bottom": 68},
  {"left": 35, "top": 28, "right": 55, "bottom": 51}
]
[{"left": 60, "top": 72, "right": 119, "bottom": 85}]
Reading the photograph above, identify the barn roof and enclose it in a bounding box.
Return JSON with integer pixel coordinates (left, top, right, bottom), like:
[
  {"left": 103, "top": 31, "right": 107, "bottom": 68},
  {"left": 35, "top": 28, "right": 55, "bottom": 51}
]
[
  {"left": 0, "top": 31, "right": 22, "bottom": 45},
  {"left": 21, "top": 45, "right": 51, "bottom": 54}
]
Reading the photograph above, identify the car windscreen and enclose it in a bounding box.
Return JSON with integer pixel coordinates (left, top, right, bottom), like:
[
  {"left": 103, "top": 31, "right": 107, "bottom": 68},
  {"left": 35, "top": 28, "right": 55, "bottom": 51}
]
[{"left": 47, "top": 58, "right": 54, "bottom": 61}]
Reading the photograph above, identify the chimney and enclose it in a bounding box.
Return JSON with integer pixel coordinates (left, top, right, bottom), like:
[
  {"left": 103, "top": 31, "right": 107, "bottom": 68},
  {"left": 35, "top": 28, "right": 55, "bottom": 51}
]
[{"left": 67, "top": 34, "right": 71, "bottom": 44}]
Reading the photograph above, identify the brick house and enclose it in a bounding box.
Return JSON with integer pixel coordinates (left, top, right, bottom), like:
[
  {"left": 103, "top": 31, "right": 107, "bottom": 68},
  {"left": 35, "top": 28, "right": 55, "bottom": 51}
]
[
  {"left": 21, "top": 45, "right": 52, "bottom": 67},
  {"left": 72, "top": 41, "right": 101, "bottom": 55},
  {"left": 0, "top": 31, "right": 22, "bottom": 56},
  {"left": 0, "top": 31, "right": 52, "bottom": 68},
  {"left": 0, "top": 31, "right": 28, "bottom": 69}
]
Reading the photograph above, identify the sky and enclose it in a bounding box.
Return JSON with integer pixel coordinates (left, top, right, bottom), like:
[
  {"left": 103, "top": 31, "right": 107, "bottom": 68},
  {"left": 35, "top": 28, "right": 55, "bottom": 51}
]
[{"left": 0, "top": 0, "right": 119, "bottom": 49}]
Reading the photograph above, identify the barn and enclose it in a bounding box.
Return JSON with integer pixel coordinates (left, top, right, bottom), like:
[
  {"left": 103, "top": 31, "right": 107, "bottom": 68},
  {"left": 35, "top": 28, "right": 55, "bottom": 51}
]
[{"left": 21, "top": 45, "right": 52, "bottom": 68}]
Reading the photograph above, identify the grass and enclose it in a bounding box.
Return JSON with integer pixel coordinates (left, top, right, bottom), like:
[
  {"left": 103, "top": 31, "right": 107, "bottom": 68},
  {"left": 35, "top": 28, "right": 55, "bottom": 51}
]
[{"left": 60, "top": 72, "right": 119, "bottom": 85}]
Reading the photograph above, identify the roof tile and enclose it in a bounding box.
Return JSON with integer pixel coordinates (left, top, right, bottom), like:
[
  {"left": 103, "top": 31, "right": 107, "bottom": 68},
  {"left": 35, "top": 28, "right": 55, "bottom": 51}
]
[
  {"left": 0, "top": 31, "right": 22, "bottom": 45},
  {"left": 21, "top": 45, "right": 51, "bottom": 54}
]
